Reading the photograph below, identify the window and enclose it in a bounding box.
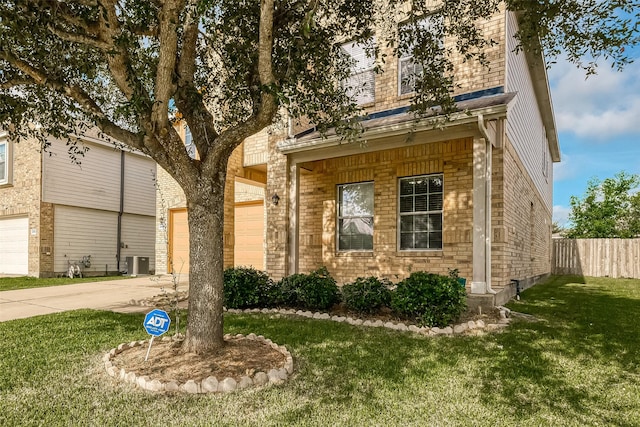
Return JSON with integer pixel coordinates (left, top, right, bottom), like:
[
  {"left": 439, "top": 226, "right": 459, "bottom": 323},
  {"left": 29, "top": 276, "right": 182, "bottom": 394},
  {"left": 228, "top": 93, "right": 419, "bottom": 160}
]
[
  {"left": 398, "top": 174, "right": 443, "bottom": 250},
  {"left": 337, "top": 182, "right": 374, "bottom": 251},
  {"left": 398, "top": 16, "right": 443, "bottom": 96},
  {"left": 184, "top": 126, "right": 197, "bottom": 159},
  {"left": 0, "top": 137, "right": 10, "bottom": 186},
  {"left": 342, "top": 39, "right": 376, "bottom": 105}
]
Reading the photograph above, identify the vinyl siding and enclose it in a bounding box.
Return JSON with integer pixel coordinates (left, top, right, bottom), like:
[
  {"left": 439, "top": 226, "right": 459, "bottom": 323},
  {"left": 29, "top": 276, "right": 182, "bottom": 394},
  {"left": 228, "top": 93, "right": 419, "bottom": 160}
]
[
  {"left": 43, "top": 138, "right": 156, "bottom": 216},
  {"left": 504, "top": 11, "right": 553, "bottom": 212},
  {"left": 53, "top": 205, "right": 155, "bottom": 274},
  {"left": 123, "top": 152, "right": 156, "bottom": 216},
  {"left": 43, "top": 139, "right": 121, "bottom": 212}
]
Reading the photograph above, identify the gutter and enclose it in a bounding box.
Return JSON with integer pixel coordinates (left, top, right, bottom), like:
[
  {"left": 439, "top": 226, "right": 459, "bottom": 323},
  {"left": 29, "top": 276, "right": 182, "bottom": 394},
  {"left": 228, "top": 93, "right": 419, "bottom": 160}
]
[{"left": 116, "top": 150, "right": 124, "bottom": 272}]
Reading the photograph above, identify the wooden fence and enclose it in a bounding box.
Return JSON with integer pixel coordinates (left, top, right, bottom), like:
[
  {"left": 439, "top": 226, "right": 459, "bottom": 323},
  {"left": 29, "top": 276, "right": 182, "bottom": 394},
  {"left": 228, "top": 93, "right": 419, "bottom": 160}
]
[{"left": 552, "top": 238, "right": 640, "bottom": 279}]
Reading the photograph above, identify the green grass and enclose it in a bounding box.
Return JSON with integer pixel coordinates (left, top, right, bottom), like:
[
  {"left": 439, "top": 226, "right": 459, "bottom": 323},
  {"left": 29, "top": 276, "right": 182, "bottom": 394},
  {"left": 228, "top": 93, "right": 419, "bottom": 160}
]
[
  {"left": 0, "top": 275, "right": 639, "bottom": 426},
  {"left": 0, "top": 275, "right": 127, "bottom": 291}
]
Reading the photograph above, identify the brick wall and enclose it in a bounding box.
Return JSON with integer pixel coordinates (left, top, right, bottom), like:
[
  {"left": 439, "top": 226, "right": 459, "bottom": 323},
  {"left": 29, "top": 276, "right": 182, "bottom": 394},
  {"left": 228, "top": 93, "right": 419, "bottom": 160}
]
[
  {"left": 291, "top": 137, "right": 474, "bottom": 285},
  {"left": 0, "top": 137, "right": 43, "bottom": 276}
]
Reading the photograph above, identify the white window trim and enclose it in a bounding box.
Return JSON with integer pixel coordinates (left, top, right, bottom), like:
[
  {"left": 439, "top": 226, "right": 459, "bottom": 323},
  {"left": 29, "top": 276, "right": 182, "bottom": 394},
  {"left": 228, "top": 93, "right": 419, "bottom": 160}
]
[
  {"left": 0, "top": 135, "right": 12, "bottom": 186},
  {"left": 337, "top": 181, "right": 374, "bottom": 252},
  {"left": 397, "top": 15, "right": 444, "bottom": 97},
  {"left": 342, "top": 39, "right": 376, "bottom": 105},
  {"left": 397, "top": 173, "right": 444, "bottom": 251}
]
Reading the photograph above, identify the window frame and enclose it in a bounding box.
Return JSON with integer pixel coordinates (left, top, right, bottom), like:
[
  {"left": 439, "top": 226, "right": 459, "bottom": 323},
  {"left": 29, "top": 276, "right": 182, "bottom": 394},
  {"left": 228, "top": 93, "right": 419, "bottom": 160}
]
[
  {"left": 336, "top": 181, "right": 375, "bottom": 252},
  {"left": 342, "top": 38, "right": 376, "bottom": 105},
  {"left": 397, "top": 173, "right": 444, "bottom": 251},
  {"left": 0, "top": 135, "right": 11, "bottom": 186},
  {"left": 397, "top": 15, "right": 444, "bottom": 96}
]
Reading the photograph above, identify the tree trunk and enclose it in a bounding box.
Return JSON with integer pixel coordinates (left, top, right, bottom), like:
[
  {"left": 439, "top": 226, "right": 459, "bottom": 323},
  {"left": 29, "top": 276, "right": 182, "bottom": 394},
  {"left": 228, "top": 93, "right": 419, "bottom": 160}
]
[{"left": 181, "top": 177, "right": 226, "bottom": 354}]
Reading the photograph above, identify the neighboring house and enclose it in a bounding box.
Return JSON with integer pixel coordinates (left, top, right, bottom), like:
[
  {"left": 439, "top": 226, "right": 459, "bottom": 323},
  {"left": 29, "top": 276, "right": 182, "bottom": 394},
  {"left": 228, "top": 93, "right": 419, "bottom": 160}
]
[
  {"left": 0, "top": 130, "right": 156, "bottom": 277},
  {"left": 156, "top": 8, "right": 559, "bottom": 306}
]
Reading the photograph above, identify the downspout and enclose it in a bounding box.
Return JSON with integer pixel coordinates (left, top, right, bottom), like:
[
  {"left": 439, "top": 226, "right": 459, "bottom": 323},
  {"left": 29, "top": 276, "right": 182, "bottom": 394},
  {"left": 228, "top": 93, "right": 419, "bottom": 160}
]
[
  {"left": 477, "top": 115, "right": 496, "bottom": 295},
  {"left": 116, "top": 150, "right": 125, "bottom": 272}
]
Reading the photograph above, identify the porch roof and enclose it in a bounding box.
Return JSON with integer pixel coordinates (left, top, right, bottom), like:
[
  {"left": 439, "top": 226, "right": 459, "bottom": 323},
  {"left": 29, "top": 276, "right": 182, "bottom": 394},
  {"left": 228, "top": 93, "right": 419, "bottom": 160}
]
[{"left": 279, "top": 92, "right": 516, "bottom": 154}]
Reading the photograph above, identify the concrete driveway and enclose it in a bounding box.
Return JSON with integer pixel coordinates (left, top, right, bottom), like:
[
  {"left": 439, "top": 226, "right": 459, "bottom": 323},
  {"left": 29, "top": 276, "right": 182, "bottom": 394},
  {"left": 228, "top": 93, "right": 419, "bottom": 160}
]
[{"left": 0, "top": 275, "right": 188, "bottom": 322}]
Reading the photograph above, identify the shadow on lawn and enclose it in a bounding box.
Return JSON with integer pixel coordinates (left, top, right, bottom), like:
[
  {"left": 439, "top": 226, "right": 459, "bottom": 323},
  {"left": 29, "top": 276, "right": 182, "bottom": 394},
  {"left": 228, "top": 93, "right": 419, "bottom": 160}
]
[{"left": 477, "top": 275, "right": 640, "bottom": 422}]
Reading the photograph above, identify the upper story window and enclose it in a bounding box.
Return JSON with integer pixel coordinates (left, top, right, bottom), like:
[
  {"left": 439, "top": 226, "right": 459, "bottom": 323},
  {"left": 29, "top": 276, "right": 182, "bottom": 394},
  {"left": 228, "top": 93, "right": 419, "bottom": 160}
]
[
  {"left": 337, "top": 182, "right": 374, "bottom": 251},
  {"left": 0, "top": 137, "right": 10, "bottom": 186},
  {"left": 398, "top": 174, "right": 443, "bottom": 250},
  {"left": 398, "top": 15, "right": 444, "bottom": 96},
  {"left": 184, "top": 126, "right": 197, "bottom": 159},
  {"left": 342, "top": 39, "right": 376, "bottom": 105}
]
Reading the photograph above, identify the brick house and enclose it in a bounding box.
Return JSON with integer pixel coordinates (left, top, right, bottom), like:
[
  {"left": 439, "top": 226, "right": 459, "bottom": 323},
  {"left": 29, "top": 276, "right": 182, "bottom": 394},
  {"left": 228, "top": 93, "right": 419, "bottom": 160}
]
[
  {"left": 156, "top": 8, "right": 559, "bottom": 306},
  {"left": 0, "top": 130, "right": 157, "bottom": 277}
]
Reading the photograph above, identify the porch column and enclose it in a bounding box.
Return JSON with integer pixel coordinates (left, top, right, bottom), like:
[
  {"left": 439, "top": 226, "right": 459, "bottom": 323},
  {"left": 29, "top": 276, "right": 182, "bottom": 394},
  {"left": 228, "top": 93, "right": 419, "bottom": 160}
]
[
  {"left": 287, "top": 160, "right": 300, "bottom": 275},
  {"left": 471, "top": 137, "right": 493, "bottom": 294}
]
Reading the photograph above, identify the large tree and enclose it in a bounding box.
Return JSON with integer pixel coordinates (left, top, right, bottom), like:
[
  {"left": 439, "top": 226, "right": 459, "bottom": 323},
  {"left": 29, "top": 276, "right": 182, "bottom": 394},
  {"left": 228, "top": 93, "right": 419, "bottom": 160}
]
[
  {"left": 1, "top": 0, "right": 638, "bottom": 354},
  {"left": 566, "top": 172, "right": 640, "bottom": 238}
]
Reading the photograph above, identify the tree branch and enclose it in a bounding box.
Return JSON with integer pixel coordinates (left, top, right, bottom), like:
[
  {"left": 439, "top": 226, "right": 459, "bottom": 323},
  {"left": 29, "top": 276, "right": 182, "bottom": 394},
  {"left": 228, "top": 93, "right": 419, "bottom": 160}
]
[{"left": 47, "top": 24, "right": 111, "bottom": 50}]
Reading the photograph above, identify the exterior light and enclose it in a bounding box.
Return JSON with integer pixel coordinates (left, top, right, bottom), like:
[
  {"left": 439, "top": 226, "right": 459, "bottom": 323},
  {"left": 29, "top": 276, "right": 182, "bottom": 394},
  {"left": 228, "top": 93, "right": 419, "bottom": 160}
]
[{"left": 271, "top": 193, "right": 280, "bottom": 206}]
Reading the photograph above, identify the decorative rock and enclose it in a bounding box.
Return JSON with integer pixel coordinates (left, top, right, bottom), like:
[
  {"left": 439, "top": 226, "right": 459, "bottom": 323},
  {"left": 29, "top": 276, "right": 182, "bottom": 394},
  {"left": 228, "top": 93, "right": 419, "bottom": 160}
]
[
  {"left": 224, "top": 333, "right": 232, "bottom": 340},
  {"left": 136, "top": 376, "right": 149, "bottom": 389},
  {"left": 238, "top": 376, "right": 253, "bottom": 390},
  {"left": 284, "top": 359, "right": 294, "bottom": 374},
  {"left": 467, "top": 321, "right": 477, "bottom": 330},
  {"left": 165, "top": 381, "right": 180, "bottom": 392},
  {"left": 261, "top": 308, "right": 270, "bottom": 314},
  {"left": 498, "top": 318, "right": 511, "bottom": 324},
  {"left": 441, "top": 326, "right": 453, "bottom": 335},
  {"left": 201, "top": 376, "right": 218, "bottom": 393},
  {"left": 253, "top": 371, "right": 269, "bottom": 386},
  {"left": 104, "top": 360, "right": 113, "bottom": 369},
  {"left": 277, "top": 368, "right": 288, "bottom": 380},
  {"left": 264, "top": 338, "right": 273, "bottom": 345},
  {"left": 218, "top": 377, "right": 238, "bottom": 393},
  {"left": 372, "top": 320, "right": 384, "bottom": 327},
  {"left": 362, "top": 320, "right": 373, "bottom": 327},
  {"left": 161, "top": 336, "right": 171, "bottom": 342},
  {"left": 499, "top": 310, "right": 507, "bottom": 319},
  {"left": 396, "top": 323, "right": 408, "bottom": 331},
  {"left": 354, "top": 319, "right": 363, "bottom": 326},
  {"left": 129, "top": 341, "right": 138, "bottom": 348},
  {"left": 319, "top": 313, "right": 331, "bottom": 320},
  {"left": 181, "top": 380, "right": 200, "bottom": 394},
  {"left": 109, "top": 349, "right": 116, "bottom": 358},
  {"left": 408, "top": 325, "right": 420, "bottom": 333},
  {"left": 268, "top": 369, "right": 285, "bottom": 383},
  {"left": 126, "top": 372, "right": 137, "bottom": 384},
  {"left": 145, "top": 379, "right": 164, "bottom": 392},
  {"left": 119, "top": 368, "right": 127, "bottom": 380},
  {"left": 453, "top": 324, "right": 467, "bottom": 334},
  {"left": 476, "top": 320, "right": 485, "bottom": 328},
  {"left": 235, "top": 333, "right": 244, "bottom": 339},
  {"left": 106, "top": 366, "right": 116, "bottom": 377},
  {"left": 247, "top": 333, "right": 257, "bottom": 340},
  {"left": 384, "top": 321, "right": 395, "bottom": 329},
  {"left": 303, "top": 311, "right": 313, "bottom": 317},
  {"left": 312, "top": 312, "right": 322, "bottom": 319},
  {"left": 117, "top": 343, "right": 128, "bottom": 352},
  {"left": 335, "top": 316, "right": 346, "bottom": 322},
  {"left": 296, "top": 310, "right": 304, "bottom": 316}
]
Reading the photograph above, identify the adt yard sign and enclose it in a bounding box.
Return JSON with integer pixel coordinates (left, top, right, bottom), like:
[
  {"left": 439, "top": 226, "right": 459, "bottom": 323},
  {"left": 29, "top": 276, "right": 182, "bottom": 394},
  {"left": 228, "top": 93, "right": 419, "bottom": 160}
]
[{"left": 144, "top": 309, "right": 171, "bottom": 337}]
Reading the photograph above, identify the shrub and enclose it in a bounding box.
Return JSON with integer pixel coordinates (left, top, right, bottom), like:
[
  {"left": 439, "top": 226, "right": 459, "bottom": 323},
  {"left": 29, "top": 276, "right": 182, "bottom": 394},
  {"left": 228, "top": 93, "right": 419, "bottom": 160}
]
[
  {"left": 342, "top": 276, "right": 392, "bottom": 313},
  {"left": 277, "top": 267, "right": 340, "bottom": 311},
  {"left": 223, "top": 266, "right": 278, "bottom": 309},
  {"left": 390, "top": 271, "right": 466, "bottom": 327}
]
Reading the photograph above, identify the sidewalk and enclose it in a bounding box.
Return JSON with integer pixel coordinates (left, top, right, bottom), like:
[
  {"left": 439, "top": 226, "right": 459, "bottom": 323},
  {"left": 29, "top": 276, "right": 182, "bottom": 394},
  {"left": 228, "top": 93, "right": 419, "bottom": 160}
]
[{"left": 0, "top": 275, "right": 188, "bottom": 322}]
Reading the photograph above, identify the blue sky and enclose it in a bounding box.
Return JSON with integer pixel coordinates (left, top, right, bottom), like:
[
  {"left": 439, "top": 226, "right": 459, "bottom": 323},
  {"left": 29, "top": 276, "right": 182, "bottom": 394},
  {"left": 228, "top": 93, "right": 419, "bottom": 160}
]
[{"left": 548, "top": 49, "right": 640, "bottom": 227}]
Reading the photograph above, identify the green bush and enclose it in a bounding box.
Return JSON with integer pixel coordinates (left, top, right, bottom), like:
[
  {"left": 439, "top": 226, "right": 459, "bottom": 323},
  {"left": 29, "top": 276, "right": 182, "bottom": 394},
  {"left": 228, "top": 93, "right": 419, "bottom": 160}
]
[
  {"left": 390, "top": 271, "right": 466, "bottom": 327},
  {"left": 223, "top": 266, "right": 278, "bottom": 309},
  {"left": 342, "top": 276, "right": 392, "bottom": 313},
  {"left": 277, "top": 267, "right": 340, "bottom": 311}
]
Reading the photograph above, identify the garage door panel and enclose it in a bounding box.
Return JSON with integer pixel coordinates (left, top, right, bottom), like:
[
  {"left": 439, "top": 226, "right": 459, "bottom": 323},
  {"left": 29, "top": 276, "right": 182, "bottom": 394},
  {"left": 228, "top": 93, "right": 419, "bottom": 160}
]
[
  {"left": 0, "top": 216, "right": 29, "bottom": 275},
  {"left": 234, "top": 203, "right": 264, "bottom": 270}
]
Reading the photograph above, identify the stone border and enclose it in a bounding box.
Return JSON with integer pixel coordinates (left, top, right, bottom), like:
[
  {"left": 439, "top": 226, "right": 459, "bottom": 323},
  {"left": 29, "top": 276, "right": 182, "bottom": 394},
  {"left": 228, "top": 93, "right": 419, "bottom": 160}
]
[
  {"left": 224, "top": 306, "right": 512, "bottom": 336},
  {"left": 104, "top": 333, "right": 294, "bottom": 394}
]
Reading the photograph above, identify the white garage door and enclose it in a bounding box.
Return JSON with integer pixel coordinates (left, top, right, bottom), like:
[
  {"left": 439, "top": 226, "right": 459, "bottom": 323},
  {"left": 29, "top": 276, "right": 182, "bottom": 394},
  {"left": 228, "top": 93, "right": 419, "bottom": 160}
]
[{"left": 0, "top": 216, "right": 29, "bottom": 275}]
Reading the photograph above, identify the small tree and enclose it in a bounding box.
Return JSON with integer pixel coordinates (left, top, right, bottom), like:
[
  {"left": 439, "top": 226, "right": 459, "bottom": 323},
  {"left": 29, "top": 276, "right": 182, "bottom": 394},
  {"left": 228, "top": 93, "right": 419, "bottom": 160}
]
[{"left": 566, "top": 172, "right": 640, "bottom": 238}]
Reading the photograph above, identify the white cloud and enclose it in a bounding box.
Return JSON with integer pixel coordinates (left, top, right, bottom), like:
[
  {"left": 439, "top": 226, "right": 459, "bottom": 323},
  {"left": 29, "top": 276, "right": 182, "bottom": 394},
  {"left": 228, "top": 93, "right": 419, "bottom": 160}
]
[
  {"left": 553, "top": 205, "right": 572, "bottom": 226},
  {"left": 548, "top": 60, "right": 640, "bottom": 140},
  {"left": 552, "top": 151, "right": 576, "bottom": 181}
]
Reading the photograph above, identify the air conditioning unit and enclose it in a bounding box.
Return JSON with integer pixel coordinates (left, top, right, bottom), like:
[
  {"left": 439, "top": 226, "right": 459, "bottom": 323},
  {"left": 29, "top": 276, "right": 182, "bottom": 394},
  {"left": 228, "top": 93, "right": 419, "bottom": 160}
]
[{"left": 125, "top": 256, "right": 150, "bottom": 275}]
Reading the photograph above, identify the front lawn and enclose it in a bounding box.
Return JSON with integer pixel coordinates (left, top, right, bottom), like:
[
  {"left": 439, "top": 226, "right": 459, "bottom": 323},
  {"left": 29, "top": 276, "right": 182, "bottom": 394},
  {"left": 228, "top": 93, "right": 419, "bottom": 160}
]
[
  {"left": 0, "top": 275, "right": 638, "bottom": 426},
  {"left": 0, "top": 275, "right": 127, "bottom": 292}
]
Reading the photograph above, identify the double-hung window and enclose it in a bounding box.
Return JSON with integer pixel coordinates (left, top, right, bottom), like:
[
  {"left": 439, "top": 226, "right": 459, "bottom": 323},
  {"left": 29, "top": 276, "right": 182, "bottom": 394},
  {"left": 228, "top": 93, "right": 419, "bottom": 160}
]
[
  {"left": 399, "top": 174, "right": 443, "bottom": 250},
  {"left": 337, "top": 182, "right": 374, "bottom": 251},
  {"left": 342, "top": 39, "right": 376, "bottom": 105},
  {"left": 398, "top": 15, "right": 443, "bottom": 96},
  {"left": 0, "top": 136, "right": 9, "bottom": 186}
]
